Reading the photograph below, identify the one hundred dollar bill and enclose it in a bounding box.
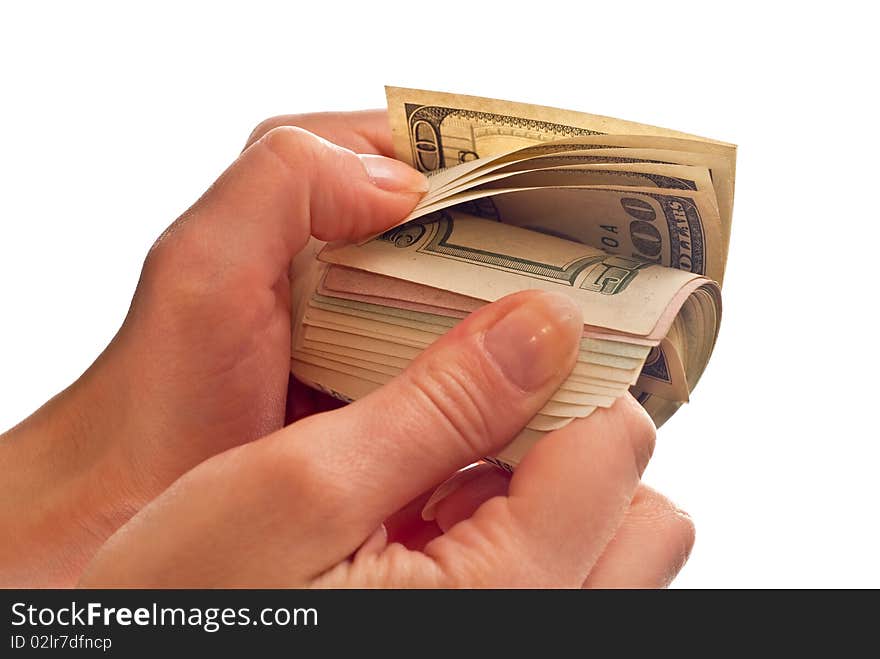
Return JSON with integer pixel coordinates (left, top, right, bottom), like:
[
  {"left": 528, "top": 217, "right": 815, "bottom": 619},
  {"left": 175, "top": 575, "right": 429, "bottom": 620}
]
[{"left": 288, "top": 87, "right": 734, "bottom": 465}]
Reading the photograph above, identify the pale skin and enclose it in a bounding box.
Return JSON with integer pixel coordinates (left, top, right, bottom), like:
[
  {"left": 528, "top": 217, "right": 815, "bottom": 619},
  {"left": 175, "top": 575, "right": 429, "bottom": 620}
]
[{"left": 0, "top": 111, "right": 694, "bottom": 588}]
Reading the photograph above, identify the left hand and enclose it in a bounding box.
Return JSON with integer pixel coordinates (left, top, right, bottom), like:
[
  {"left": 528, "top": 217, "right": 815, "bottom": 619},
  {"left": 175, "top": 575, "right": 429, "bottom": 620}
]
[{"left": 0, "top": 110, "right": 427, "bottom": 586}]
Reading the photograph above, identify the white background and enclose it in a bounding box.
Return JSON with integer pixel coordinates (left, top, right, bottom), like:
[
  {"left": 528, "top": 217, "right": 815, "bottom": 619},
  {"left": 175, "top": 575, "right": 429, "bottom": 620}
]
[{"left": 1, "top": 2, "right": 877, "bottom": 587}]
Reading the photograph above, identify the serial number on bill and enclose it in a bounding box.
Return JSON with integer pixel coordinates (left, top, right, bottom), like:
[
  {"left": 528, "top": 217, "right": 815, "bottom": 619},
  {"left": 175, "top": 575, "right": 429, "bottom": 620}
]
[{"left": 10, "top": 634, "right": 112, "bottom": 652}]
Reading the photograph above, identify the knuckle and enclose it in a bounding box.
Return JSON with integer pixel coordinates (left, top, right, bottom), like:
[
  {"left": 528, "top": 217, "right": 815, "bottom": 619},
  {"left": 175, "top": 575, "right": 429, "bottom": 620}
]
[
  {"left": 143, "top": 213, "right": 193, "bottom": 277},
  {"left": 404, "top": 361, "right": 500, "bottom": 458},
  {"left": 259, "top": 125, "right": 320, "bottom": 167},
  {"left": 248, "top": 113, "right": 337, "bottom": 148},
  {"left": 675, "top": 512, "right": 697, "bottom": 555},
  {"left": 256, "top": 126, "right": 362, "bottom": 242},
  {"left": 429, "top": 498, "right": 513, "bottom": 587},
  {"left": 142, "top": 224, "right": 235, "bottom": 310},
  {"left": 660, "top": 508, "right": 696, "bottom": 581},
  {"left": 252, "top": 442, "right": 351, "bottom": 520},
  {"left": 246, "top": 115, "right": 299, "bottom": 147},
  {"left": 143, "top": 204, "right": 238, "bottom": 301},
  {"left": 629, "top": 485, "right": 696, "bottom": 556}
]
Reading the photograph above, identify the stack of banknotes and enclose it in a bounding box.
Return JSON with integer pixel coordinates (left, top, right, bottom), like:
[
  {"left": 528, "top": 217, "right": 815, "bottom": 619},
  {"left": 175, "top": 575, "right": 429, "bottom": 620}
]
[{"left": 290, "top": 87, "right": 735, "bottom": 467}]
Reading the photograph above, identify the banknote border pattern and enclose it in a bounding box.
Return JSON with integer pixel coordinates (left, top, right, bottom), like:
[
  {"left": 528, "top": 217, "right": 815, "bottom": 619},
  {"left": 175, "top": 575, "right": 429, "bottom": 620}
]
[
  {"left": 645, "top": 193, "right": 707, "bottom": 275},
  {"left": 405, "top": 103, "right": 605, "bottom": 171}
]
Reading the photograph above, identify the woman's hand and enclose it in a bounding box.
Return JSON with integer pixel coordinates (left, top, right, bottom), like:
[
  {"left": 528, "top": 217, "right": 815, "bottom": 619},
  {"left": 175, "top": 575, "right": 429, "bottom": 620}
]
[
  {"left": 80, "top": 301, "right": 690, "bottom": 586},
  {"left": 0, "top": 111, "right": 427, "bottom": 586}
]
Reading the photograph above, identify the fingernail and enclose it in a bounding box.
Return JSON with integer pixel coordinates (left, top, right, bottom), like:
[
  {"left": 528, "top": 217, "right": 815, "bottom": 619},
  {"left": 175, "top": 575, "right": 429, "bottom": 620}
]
[
  {"left": 484, "top": 291, "right": 582, "bottom": 392},
  {"left": 358, "top": 154, "right": 429, "bottom": 193},
  {"left": 421, "top": 463, "right": 496, "bottom": 521}
]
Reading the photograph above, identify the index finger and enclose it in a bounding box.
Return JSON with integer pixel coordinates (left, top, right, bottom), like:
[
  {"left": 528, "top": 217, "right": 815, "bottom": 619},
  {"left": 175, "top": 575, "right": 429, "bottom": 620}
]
[
  {"left": 426, "top": 394, "right": 656, "bottom": 587},
  {"left": 244, "top": 109, "right": 394, "bottom": 156}
]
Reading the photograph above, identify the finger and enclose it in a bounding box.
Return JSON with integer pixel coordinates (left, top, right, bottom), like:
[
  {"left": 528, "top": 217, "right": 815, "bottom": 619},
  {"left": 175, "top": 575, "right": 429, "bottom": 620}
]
[
  {"left": 421, "top": 462, "right": 502, "bottom": 521},
  {"left": 279, "top": 289, "right": 583, "bottom": 554},
  {"left": 432, "top": 474, "right": 694, "bottom": 588},
  {"left": 426, "top": 393, "right": 656, "bottom": 587},
  {"left": 431, "top": 472, "right": 693, "bottom": 587},
  {"left": 244, "top": 110, "right": 393, "bottom": 156},
  {"left": 147, "top": 125, "right": 427, "bottom": 295},
  {"left": 583, "top": 485, "right": 695, "bottom": 589},
  {"left": 432, "top": 466, "right": 510, "bottom": 533},
  {"left": 92, "top": 289, "right": 582, "bottom": 583},
  {"left": 383, "top": 491, "right": 443, "bottom": 552},
  {"left": 81, "top": 287, "right": 580, "bottom": 585},
  {"left": 354, "top": 525, "right": 388, "bottom": 559}
]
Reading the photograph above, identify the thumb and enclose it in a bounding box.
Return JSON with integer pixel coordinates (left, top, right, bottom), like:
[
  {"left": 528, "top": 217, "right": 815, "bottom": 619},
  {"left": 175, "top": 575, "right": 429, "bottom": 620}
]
[
  {"left": 279, "top": 290, "right": 583, "bottom": 548},
  {"left": 147, "top": 126, "right": 427, "bottom": 290}
]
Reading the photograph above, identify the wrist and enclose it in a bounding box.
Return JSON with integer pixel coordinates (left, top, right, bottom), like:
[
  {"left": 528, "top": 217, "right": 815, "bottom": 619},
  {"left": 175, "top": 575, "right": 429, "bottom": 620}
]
[{"left": 0, "top": 358, "right": 144, "bottom": 586}]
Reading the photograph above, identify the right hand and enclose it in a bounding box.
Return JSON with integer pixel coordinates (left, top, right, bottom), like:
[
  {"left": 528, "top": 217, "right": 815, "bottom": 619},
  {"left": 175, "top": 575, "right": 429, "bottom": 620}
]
[{"left": 81, "top": 285, "right": 693, "bottom": 587}]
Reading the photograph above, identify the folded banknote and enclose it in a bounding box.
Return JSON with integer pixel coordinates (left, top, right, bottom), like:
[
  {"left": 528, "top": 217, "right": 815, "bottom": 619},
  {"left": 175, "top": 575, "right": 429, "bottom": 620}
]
[{"left": 290, "top": 87, "right": 735, "bottom": 467}]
